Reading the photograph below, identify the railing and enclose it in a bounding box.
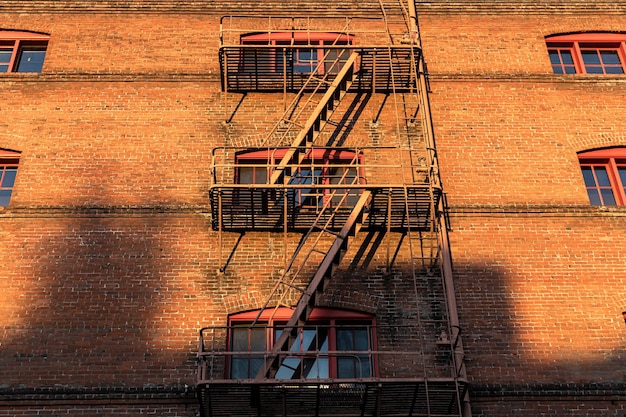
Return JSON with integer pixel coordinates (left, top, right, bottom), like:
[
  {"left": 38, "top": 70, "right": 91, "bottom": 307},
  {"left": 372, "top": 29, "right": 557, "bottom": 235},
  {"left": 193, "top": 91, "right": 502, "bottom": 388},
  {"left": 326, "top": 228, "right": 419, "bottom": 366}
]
[
  {"left": 219, "top": 16, "right": 390, "bottom": 47},
  {"left": 210, "top": 146, "right": 433, "bottom": 188},
  {"left": 198, "top": 323, "right": 461, "bottom": 383}
]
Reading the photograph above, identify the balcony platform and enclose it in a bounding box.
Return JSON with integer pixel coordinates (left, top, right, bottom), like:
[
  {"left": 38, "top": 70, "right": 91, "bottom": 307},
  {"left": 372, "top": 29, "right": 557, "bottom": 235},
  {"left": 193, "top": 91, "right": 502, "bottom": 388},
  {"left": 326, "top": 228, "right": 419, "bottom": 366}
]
[
  {"left": 197, "top": 379, "right": 466, "bottom": 417},
  {"left": 209, "top": 185, "right": 440, "bottom": 232}
]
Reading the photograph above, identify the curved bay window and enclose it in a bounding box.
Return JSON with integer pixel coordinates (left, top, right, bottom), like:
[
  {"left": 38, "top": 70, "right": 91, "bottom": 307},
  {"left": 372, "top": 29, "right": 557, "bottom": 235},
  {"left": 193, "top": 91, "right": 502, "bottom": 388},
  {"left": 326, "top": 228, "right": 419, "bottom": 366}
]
[
  {"left": 236, "top": 148, "right": 364, "bottom": 208},
  {"left": 229, "top": 308, "right": 376, "bottom": 380},
  {"left": 579, "top": 148, "right": 626, "bottom": 206},
  {"left": 240, "top": 32, "right": 354, "bottom": 75}
]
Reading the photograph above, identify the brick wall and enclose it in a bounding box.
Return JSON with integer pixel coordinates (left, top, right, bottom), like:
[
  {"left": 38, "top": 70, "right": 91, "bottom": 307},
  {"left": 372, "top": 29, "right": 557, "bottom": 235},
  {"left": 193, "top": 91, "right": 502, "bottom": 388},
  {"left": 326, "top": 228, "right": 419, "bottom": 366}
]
[
  {"left": 1, "top": 1, "right": 625, "bottom": 416},
  {"left": 419, "top": 9, "right": 626, "bottom": 416}
]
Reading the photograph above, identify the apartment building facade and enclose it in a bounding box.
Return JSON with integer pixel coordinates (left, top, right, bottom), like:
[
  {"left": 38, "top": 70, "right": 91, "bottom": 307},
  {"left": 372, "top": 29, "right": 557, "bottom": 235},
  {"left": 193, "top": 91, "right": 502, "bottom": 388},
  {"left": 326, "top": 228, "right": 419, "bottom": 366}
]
[{"left": 0, "top": 1, "right": 624, "bottom": 416}]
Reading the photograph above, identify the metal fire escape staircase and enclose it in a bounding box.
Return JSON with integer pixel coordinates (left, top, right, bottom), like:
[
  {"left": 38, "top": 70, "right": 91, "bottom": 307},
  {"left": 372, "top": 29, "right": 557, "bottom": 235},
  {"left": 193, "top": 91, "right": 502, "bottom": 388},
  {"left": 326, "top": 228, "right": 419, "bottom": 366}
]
[
  {"left": 200, "top": 10, "right": 470, "bottom": 417},
  {"left": 249, "top": 50, "right": 370, "bottom": 380}
]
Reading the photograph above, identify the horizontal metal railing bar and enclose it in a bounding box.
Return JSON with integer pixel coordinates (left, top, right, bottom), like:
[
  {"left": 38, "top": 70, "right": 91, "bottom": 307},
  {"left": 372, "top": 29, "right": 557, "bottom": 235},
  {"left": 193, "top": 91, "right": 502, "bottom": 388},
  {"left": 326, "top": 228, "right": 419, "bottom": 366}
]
[
  {"left": 209, "top": 183, "right": 439, "bottom": 189},
  {"left": 198, "top": 376, "right": 469, "bottom": 384}
]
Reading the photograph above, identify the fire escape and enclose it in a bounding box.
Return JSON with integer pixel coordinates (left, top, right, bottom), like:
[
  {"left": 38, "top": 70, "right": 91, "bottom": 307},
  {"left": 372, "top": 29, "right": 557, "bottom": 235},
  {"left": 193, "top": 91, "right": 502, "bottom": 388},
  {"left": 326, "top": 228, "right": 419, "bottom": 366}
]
[{"left": 198, "top": 3, "right": 470, "bottom": 417}]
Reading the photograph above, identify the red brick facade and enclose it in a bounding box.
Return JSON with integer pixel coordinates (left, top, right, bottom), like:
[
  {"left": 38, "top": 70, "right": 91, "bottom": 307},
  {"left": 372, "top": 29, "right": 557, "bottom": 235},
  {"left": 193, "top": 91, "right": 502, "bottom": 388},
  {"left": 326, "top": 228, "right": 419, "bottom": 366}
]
[{"left": 1, "top": 1, "right": 625, "bottom": 416}]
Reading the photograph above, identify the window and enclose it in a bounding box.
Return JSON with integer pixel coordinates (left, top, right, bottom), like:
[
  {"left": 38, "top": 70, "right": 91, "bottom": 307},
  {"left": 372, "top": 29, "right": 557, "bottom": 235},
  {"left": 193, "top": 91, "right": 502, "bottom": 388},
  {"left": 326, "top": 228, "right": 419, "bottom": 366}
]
[
  {"left": 240, "top": 32, "right": 353, "bottom": 74},
  {"left": 0, "top": 150, "right": 20, "bottom": 206},
  {"left": 236, "top": 148, "right": 363, "bottom": 208},
  {"left": 547, "top": 33, "right": 626, "bottom": 75},
  {"left": 228, "top": 308, "right": 376, "bottom": 380},
  {"left": 579, "top": 148, "right": 626, "bottom": 206},
  {"left": 0, "top": 31, "right": 49, "bottom": 73}
]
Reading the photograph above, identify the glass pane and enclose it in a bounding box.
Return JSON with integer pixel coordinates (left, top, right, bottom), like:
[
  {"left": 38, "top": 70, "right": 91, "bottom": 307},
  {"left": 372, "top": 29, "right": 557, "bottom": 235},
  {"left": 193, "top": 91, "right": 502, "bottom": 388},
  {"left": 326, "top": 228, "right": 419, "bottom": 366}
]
[
  {"left": 551, "top": 65, "right": 563, "bottom": 74},
  {"left": 564, "top": 65, "right": 577, "bottom": 74},
  {"left": 605, "top": 66, "right": 625, "bottom": 74},
  {"left": 587, "top": 189, "right": 601, "bottom": 206},
  {"left": 548, "top": 50, "right": 560, "bottom": 64},
  {"left": 0, "top": 49, "right": 11, "bottom": 63},
  {"left": 581, "top": 50, "right": 601, "bottom": 65},
  {"left": 601, "top": 188, "right": 616, "bottom": 205},
  {"left": 238, "top": 167, "right": 254, "bottom": 184},
  {"left": 618, "top": 166, "right": 626, "bottom": 185},
  {"left": 1, "top": 167, "right": 17, "bottom": 188},
  {"left": 0, "top": 189, "right": 12, "bottom": 206},
  {"left": 231, "top": 326, "right": 265, "bottom": 379},
  {"left": 585, "top": 65, "right": 604, "bottom": 74},
  {"left": 581, "top": 166, "right": 596, "bottom": 187},
  {"left": 561, "top": 50, "right": 574, "bottom": 65},
  {"left": 594, "top": 166, "right": 611, "bottom": 186},
  {"left": 600, "top": 50, "right": 621, "bottom": 65},
  {"left": 255, "top": 168, "right": 267, "bottom": 184},
  {"left": 16, "top": 49, "right": 46, "bottom": 73}
]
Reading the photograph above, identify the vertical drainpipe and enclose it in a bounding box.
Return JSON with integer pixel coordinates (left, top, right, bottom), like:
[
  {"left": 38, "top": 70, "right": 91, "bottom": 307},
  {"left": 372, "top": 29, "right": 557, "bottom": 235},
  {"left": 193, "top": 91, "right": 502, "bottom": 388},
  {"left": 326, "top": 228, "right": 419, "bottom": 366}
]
[{"left": 407, "top": 1, "right": 472, "bottom": 416}]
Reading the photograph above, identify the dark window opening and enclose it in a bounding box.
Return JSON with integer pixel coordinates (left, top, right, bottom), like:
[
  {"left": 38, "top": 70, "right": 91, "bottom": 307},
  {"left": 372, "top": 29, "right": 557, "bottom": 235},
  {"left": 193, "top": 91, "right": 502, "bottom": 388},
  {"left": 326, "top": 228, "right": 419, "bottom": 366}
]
[
  {"left": 228, "top": 308, "right": 376, "bottom": 380},
  {"left": 579, "top": 148, "right": 626, "bottom": 206},
  {"left": 0, "top": 31, "right": 49, "bottom": 73},
  {"left": 0, "top": 150, "right": 21, "bottom": 206},
  {"left": 546, "top": 33, "right": 626, "bottom": 75}
]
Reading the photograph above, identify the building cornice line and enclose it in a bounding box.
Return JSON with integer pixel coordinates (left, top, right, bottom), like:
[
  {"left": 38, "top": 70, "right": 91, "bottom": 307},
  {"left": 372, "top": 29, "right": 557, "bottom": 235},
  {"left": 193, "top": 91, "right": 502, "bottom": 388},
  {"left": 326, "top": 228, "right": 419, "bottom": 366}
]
[
  {"left": 428, "top": 73, "right": 626, "bottom": 84},
  {"left": 449, "top": 204, "right": 626, "bottom": 217}
]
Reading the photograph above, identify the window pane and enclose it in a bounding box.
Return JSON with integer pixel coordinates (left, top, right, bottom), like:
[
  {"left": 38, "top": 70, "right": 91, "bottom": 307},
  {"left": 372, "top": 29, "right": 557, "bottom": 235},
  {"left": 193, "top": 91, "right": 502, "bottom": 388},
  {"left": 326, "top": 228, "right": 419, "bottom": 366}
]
[
  {"left": 600, "top": 50, "right": 621, "bottom": 65},
  {"left": 581, "top": 166, "right": 596, "bottom": 187},
  {"left": 255, "top": 168, "right": 267, "bottom": 183},
  {"left": 549, "top": 50, "right": 561, "bottom": 64},
  {"left": 600, "top": 188, "right": 616, "bottom": 205},
  {"left": 585, "top": 65, "right": 604, "bottom": 74},
  {"left": 605, "top": 66, "right": 625, "bottom": 74},
  {"left": 587, "top": 189, "right": 602, "bottom": 206},
  {"left": 581, "top": 50, "right": 601, "bottom": 65},
  {"left": 1, "top": 167, "right": 17, "bottom": 188},
  {"left": 0, "top": 49, "right": 11, "bottom": 63},
  {"left": 564, "top": 65, "right": 577, "bottom": 74},
  {"left": 0, "top": 189, "right": 12, "bottom": 206},
  {"left": 618, "top": 166, "right": 626, "bottom": 186},
  {"left": 594, "top": 167, "right": 611, "bottom": 186},
  {"left": 561, "top": 50, "right": 574, "bottom": 65},
  {"left": 16, "top": 49, "right": 46, "bottom": 73},
  {"left": 238, "top": 167, "right": 254, "bottom": 184},
  {"left": 552, "top": 65, "right": 563, "bottom": 74}
]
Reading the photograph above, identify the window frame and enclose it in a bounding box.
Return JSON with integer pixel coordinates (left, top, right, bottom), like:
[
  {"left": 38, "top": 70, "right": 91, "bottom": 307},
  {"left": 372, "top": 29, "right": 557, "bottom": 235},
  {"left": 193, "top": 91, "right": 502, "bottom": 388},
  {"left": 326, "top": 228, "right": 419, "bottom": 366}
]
[
  {"left": 227, "top": 307, "right": 378, "bottom": 380},
  {"left": 0, "top": 30, "right": 49, "bottom": 73},
  {"left": 0, "top": 149, "right": 21, "bottom": 207},
  {"left": 546, "top": 33, "right": 626, "bottom": 75},
  {"left": 240, "top": 32, "right": 354, "bottom": 75},
  {"left": 578, "top": 148, "right": 626, "bottom": 206},
  {"left": 235, "top": 148, "right": 364, "bottom": 208}
]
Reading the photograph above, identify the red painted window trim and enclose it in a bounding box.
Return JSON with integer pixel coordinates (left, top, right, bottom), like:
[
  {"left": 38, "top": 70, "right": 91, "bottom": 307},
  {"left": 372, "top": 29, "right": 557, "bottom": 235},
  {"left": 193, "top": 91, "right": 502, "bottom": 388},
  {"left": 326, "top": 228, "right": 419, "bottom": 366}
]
[
  {"left": 228, "top": 307, "right": 378, "bottom": 379},
  {"left": 578, "top": 148, "right": 626, "bottom": 206},
  {"left": 0, "top": 30, "right": 49, "bottom": 73},
  {"left": 235, "top": 148, "right": 364, "bottom": 207},
  {"left": 0, "top": 149, "right": 20, "bottom": 207},
  {"left": 241, "top": 32, "right": 354, "bottom": 44},
  {"left": 546, "top": 33, "right": 626, "bottom": 75},
  {"left": 239, "top": 32, "right": 354, "bottom": 75}
]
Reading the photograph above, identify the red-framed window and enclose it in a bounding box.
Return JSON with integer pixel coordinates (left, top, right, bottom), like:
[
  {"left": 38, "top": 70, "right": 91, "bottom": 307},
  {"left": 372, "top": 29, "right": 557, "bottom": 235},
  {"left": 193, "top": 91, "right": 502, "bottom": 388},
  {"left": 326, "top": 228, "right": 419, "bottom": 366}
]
[
  {"left": 0, "top": 31, "right": 49, "bottom": 73},
  {"left": 240, "top": 32, "right": 354, "bottom": 74},
  {"left": 236, "top": 148, "right": 364, "bottom": 208},
  {"left": 578, "top": 148, "right": 626, "bottom": 206},
  {"left": 546, "top": 33, "right": 626, "bottom": 75},
  {"left": 228, "top": 307, "right": 377, "bottom": 380},
  {"left": 0, "top": 149, "right": 20, "bottom": 206}
]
